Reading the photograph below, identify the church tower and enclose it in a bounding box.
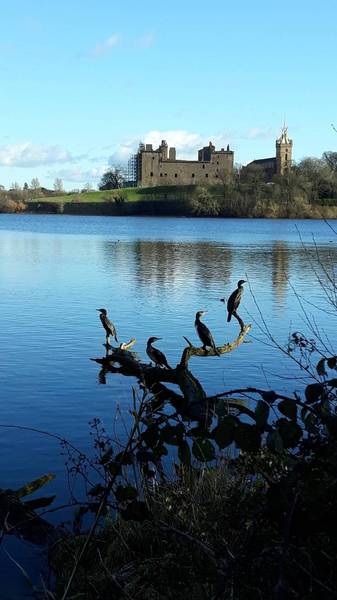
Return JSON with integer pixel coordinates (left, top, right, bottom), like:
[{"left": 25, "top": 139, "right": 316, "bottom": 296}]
[{"left": 276, "top": 125, "right": 293, "bottom": 175}]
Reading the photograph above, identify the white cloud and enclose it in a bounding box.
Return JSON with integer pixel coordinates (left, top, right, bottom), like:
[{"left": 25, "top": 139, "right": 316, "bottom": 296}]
[
  {"left": 89, "top": 32, "right": 155, "bottom": 57},
  {"left": 44, "top": 130, "right": 234, "bottom": 187},
  {"left": 90, "top": 33, "right": 121, "bottom": 57},
  {"left": 48, "top": 165, "right": 109, "bottom": 183},
  {"left": 108, "top": 139, "right": 140, "bottom": 164},
  {"left": 0, "top": 142, "right": 77, "bottom": 167},
  {"left": 143, "top": 130, "right": 233, "bottom": 159},
  {"left": 105, "top": 130, "right": 234, "bottom": 164},
  {"left": 143, "top": 130, "right": 202, "bottom": 156},
  {"left": 134, "top": 33, "right": 155, "bottom": 48}
]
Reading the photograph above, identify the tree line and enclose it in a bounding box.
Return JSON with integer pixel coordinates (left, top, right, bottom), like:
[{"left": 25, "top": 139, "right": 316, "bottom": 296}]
[{"left": 190, "top": 151, "right": 337, "bottom": 218}]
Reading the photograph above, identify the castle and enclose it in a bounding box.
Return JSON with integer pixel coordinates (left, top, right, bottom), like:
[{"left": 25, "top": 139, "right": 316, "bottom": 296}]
[
  {"left": 134, "top": 140, "right": 234, "bottom": 187},
  {"left": 129, "top": 126, "right": 292, "bottom": 187}
]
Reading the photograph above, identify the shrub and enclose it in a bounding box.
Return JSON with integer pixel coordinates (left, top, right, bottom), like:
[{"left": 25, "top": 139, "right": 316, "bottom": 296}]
[
  {"left": 0, "top": 192, "right": 26, "bottom": 213},
  {"left": 190, "top": 186, "right": 221, "bottom": 216}
]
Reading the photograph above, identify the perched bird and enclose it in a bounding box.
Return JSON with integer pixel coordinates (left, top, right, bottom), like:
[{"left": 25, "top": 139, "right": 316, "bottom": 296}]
[
  {"left": 146, "top": 337, "right": 171, "bottom": 369},
  {"left": 194, "top": 311, "right": 220, "bottom": 356},
  {"left": 96, "top": 308, "right": 119, "bottom": 344},
  {"left": 224, "top": 279, "right": 246, "bottom": 323}
]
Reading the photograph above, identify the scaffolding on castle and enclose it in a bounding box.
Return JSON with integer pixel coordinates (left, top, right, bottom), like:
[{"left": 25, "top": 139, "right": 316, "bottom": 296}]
[{"left": 125, "top": 154, "right": 138, "bottom": 187}]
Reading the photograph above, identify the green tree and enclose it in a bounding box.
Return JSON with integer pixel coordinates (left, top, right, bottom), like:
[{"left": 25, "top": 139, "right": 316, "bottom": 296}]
[
  {"left": 296, "top": 157, "right": 331, "bottom": 202},
  {"left": 241, "top": 163, "right": 264, "bottom": 197},
  {"left": 218, "top": 169, "right": 236, "bottom": 200}
]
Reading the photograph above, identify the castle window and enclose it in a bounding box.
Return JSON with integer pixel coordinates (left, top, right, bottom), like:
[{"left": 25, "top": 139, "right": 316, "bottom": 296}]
[
  {"left": 160, "top": 173, "right": 163, "bottom": 177},
  {"left": 203, "top": 164, "right": 205, "bottom": 169},
  {"left": 165, "top": 173, "right": 167, "bottom": 176},
  {"left": 217, "top": 161, "right": 219, "bottom": 165},
  {"left": 175, "top": 173, "right": 178, "bottom": 178},
  {"left": 192, "top": 173, "right": 195, "bottom": 178},
  {"left": 150, "top": 172, "right": 153, "bottom": 177},
  {"left": 205, "top": 173, "right": 208, "bottom": 178},
  {"left": 215, "top": 174, "right": 218, "bottom": 178}
]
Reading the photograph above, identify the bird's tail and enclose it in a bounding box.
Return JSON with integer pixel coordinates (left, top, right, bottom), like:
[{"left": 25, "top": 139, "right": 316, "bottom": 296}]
[
  {"left": 227, "top": 313, "right": 232, "bottom": 323},
  {"left": 114, "top": 334, "right": 119, "bottom": 343}
]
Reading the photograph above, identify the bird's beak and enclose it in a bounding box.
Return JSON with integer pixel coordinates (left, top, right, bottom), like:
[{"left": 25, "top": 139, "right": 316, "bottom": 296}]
[{"left": 96, "top": 309, "right": 101, "bottom": 312}]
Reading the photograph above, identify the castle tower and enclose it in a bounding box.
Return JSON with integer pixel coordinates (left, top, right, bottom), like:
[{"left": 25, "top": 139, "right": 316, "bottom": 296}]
[
  {"left": 276, "top": 125, "right": 293, "bottom": 175},
  {"left": 159, "top": 139, "right": 168, "bottom": 160}
]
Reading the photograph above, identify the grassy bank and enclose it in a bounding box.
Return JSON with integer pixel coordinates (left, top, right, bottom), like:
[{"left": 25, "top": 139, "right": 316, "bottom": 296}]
[
  {"left": 26, "top": 186, "right": 194, "bottom": 216},
  {"left": 3, "top": 183, "right": 337, "bottom": 218}
]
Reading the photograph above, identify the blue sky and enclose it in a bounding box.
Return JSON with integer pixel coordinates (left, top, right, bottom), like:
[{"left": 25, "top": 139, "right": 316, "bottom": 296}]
[{"left": 0, "top": 0, "right": 336, "bottom": 189}]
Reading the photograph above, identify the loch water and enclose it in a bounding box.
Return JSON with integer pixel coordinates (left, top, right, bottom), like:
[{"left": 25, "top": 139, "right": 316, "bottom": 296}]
[{"left": 1, "top": 214, "right": 337, "bottom": 598}]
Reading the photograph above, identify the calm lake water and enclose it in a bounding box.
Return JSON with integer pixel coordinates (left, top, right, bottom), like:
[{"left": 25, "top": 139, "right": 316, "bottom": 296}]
[{"left": 1, "top": 214, "right": 337, "bottom": 597}]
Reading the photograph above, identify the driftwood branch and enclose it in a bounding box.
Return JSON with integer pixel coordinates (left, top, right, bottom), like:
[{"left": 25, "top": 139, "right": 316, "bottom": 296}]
[
  {"left": 119, "top": 338, "right": 137, "bottom": 351},
  {"left": 180, "top": 323, "right": 251, "bottom": 368},
  {"left": 92, "top": 322, "right": 251, "bottom": 422}
]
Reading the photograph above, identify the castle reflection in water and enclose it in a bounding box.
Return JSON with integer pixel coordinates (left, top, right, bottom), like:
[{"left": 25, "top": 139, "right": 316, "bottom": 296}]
[{"left": 102, "top": 238, "right": 336, "bottom": 311}]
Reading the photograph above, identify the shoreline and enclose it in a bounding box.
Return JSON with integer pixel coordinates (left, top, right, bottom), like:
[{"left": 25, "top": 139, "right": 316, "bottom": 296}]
[{"left": 13, "top": 204, "right": 337, "bottom": 220}]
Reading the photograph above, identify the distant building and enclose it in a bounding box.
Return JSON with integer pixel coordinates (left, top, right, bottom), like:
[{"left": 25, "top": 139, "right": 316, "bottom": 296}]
[
  {"left": 134, "top": 140, "right": 234, "bottom": 187},
  {"left": 243, "top": 126, "right": 293, "bottom": 180}
]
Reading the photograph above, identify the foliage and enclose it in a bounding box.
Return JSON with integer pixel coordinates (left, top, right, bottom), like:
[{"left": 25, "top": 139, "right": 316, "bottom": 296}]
[
  {"left": 0, "top": 190, "right": 27, "bottom": 213},
  {"left": 99, "top": 167, "right": 125, "bottom": 190},
  {"left": 190, "top": 186, "right": 221, "bottom": 216},
  {"left": 49, "top": 326, "right": 337, "bottom": 599},
  {"left": 111, "top": 190, "right": 126, "bottom": 205}
]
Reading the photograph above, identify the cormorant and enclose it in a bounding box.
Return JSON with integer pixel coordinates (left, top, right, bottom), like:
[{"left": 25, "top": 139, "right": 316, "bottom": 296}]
[
  {"left": 146, "top": 337, "right": 171, "bottom": 369},
  {"left": 194, "top": 311, "right": 221, "bottom": 356},
  {"left": 224, "top": 279, "right": 246, "bottom": 323},
  {"left": 96, "top": 308, "right": 119, "bottom": 344}
]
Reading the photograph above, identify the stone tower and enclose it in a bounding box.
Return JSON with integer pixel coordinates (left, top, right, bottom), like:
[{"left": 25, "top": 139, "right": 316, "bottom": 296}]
[{"left": 276, "top": 125, "right": 293, "bottom": 175}]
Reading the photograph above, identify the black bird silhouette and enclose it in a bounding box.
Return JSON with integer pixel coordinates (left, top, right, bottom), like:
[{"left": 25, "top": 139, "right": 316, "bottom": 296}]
[
  {"left": 146, "top": 337, "right": 171, "bottom": 369},
  {"left": 223, "top": 279, "right": 246, "bottom": 323},
  {"left": 96, "top": 308, "right": 119, "bottom": 344},
  {"left": 194, "top": 311, "right": 221, "bottom": 356}
]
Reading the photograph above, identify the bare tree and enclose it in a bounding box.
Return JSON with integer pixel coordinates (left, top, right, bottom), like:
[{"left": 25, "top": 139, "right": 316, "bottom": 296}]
[
  {"left": 53, "top": 178, "right": 64, "bottom": 193},
  {"left": 99, "top": 167, "right": 125, "bottom": 190},
  {"left": 322, "top": 151, "right": 337, "bottom": 173},
  {"left": 30, "top": 177, "right": 40, "bottom": 190},
  {"left": 82, "top": 182, "right": 93, "bottom": 193}
]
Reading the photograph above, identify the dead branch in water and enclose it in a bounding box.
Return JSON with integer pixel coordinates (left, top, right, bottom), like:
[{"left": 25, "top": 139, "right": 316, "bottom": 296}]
[
  {"left": 92, "top": 323, "right": 251, "bottom": 422},
  {"left": 180, "top": 323, "right": 251, "bottom": 367}
]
